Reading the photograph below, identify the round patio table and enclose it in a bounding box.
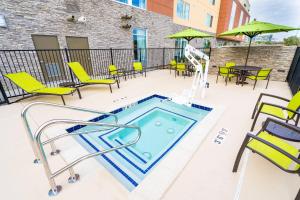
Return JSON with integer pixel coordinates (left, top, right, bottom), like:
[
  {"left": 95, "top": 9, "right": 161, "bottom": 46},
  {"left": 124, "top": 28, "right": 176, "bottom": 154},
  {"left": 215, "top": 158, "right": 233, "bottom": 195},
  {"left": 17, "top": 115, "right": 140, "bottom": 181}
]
[{"left": 233, "top": 65, "right": 261, "bottom": 85}]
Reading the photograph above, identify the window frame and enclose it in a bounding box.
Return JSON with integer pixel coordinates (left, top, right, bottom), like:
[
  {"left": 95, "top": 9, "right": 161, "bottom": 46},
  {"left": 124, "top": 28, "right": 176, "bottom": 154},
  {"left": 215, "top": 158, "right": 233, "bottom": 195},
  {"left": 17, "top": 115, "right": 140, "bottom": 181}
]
[
  {"left": 132, "top": 27, "right": 148, "bottom": 62},
  {"left": 176, "top": 0, "right": 190, "bottom": 20},
  {"left": 228, "top": 0, "right": 237, "bottom": 30},
  {"left": 205, "top": 13, "right": 214, "bottom": 28},
  {"left": 113, "top": 0, "right": 147, "bottom": 10}
]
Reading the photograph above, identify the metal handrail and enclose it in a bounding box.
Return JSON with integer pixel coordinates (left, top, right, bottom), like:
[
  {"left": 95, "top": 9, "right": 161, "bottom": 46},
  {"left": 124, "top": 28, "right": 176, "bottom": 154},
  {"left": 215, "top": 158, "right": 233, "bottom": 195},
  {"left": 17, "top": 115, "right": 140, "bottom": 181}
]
[
  {"left": 21, "top": 102, "right": 118, "bottom": 163},
  {"left": 34, "top": 119, "right": 141, "bottom": 196}
]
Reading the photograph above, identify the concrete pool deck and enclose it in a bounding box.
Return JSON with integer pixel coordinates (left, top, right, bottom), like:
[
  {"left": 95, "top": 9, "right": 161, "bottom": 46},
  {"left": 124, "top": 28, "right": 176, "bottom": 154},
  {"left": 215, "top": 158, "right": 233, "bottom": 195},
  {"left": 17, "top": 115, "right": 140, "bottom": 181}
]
[{"left": 0, "top": 69, "right": 299, "bottom": 200}]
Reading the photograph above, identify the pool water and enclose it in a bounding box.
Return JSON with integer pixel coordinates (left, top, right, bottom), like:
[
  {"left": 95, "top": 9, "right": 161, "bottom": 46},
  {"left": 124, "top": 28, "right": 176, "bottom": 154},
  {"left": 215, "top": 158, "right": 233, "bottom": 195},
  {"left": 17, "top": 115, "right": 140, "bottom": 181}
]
[{"left": 67, "top": 94, "right": 212, "bottom": 190}]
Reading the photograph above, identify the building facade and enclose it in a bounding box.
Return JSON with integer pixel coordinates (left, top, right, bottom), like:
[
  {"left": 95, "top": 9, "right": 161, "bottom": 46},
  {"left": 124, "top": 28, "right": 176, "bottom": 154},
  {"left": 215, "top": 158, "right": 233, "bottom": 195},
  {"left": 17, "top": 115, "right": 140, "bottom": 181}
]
[
  {"left": 173, "top": 0, "right": 221, "bottom": 35},
  {"left": 0, "top": 0, "right": 216, "bottom": 51},
  {"left": 216, "top": 0, "right": 250, "bottom": 44}
]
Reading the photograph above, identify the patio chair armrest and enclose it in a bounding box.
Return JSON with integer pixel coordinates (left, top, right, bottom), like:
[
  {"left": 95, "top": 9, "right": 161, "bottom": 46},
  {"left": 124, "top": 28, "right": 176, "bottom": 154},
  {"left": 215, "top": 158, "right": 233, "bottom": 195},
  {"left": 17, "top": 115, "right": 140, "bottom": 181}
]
[{"left": 246, "top": 133, "right": 300, "bottom": 164}]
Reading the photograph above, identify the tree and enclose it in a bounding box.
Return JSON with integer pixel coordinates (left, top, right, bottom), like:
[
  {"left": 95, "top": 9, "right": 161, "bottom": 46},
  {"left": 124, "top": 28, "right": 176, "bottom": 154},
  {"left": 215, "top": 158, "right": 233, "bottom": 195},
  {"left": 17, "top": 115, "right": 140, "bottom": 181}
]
[{"left": 283, "top": 36, "right": 300, "bottom": 46}]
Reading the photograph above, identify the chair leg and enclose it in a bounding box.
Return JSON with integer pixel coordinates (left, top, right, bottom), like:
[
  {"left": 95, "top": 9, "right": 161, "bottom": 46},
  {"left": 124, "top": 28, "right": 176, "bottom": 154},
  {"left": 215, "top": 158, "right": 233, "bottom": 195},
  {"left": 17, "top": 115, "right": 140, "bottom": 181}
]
[
  {"left": 251, "top": 110, "right": 261, "bottom": 131},
  {"left": 216, "top": 74, "right": 219, "bottom": 83},
  {"left": 61, "top": 96, "right": 66, "bottom": 105},
  {"left": 77, "top": 88, "right": 82, "bottom": 99},
  {"left": 117, "top": 80, "right": 120, "bottom": 88},
  {"left": 109, "top": 85, "right": 112, "bottom": 93},
  {"left": 295, "top": 188, "right": 300, "bottom": 200},
  {"left": 266, "top": 77, "right": 270, "bottom": 89},
  {"left": 233, "top": 136, "right": 249, "bottom": 172},
  {"left": 225, "top": 77, "right": 228, "bottom": 86},
  {"left": 253, "top": 80, "right": 257, "bottom": 90}
]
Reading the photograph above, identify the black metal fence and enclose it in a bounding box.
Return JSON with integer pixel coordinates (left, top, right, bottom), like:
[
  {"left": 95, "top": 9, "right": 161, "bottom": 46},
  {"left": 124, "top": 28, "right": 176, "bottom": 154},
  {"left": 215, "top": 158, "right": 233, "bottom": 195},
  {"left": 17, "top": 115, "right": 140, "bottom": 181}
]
[
  {"left": 0, "top": 47, "right": 210, "bottom": 104},
  {"left": 287, "top": 47, "right": 300, "bottom": 95}
]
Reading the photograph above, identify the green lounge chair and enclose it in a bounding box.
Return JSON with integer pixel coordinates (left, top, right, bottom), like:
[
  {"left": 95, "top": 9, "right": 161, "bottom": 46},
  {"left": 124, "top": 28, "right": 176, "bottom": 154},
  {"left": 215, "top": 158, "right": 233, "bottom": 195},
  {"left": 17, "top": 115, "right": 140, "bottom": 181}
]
[
  {"left": 67, "top": 62, "right": 119, "bottom": 93},
  {"left": 5, "top": 72, "right": 80, "bottom": 105},
  {"left": 108, "top": 65, "right": 126, "bottom": 81},
  {"left": 233, "top": 118, "right": 300, "bottom": 199},
  {"left": 169, "top": 60, "right": 187, "bottom": 77},
  {"left": 246, "top": 68, "right": 272, "bottom": 90},
  {"left": 251, "top": 91, "right": 300, "bottom": 131},
  {"left": 216, "top": 66, "right": 237, "bottom": 85},
  {"left": 133, "top": 62, "right": 145, "bottom": 77}
]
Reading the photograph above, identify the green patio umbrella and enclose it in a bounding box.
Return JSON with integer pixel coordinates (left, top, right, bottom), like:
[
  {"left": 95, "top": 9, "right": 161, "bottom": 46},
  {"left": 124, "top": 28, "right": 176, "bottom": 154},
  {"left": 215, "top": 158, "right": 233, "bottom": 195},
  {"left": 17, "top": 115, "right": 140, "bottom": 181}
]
[
  {"left": 219, "top": 20, "right": 300, "bottom": 66},
  {"left": 167, "top": 28, "right": 213, "bottom": 43}
]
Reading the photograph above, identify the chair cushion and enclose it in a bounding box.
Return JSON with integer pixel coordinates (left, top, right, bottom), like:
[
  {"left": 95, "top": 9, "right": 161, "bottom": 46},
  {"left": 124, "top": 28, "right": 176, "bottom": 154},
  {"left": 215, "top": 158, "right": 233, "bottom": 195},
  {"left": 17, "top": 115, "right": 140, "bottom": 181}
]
[
  {"left": 247, "top": 131, "right": 299, "bottom": 170},
  {"left": 83, "top": 79, "right": 116, "bottom": 84},
  {"left": 260, "top": 104, "right": 286, "bottom": 119},
  {"left": 34, "top": 87, "right": 75, "bottom": 95}
]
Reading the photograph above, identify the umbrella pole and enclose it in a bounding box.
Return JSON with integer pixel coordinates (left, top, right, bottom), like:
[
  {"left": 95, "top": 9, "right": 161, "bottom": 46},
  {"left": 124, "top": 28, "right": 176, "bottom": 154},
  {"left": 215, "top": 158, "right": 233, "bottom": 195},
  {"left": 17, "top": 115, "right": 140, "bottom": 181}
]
[{"left": 244, "top": 37, "right": 253, "bottom": 66}]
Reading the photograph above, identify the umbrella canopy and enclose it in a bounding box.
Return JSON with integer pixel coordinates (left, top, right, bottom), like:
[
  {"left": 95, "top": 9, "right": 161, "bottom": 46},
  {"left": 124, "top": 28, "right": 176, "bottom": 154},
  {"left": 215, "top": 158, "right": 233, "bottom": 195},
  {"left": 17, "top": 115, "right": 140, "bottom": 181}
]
[
  {"left": 167, "top": 28, "right": 213, "bottom": 42},
  {"left": 218, "top": 20, "right": 300, "bottom": 66}
]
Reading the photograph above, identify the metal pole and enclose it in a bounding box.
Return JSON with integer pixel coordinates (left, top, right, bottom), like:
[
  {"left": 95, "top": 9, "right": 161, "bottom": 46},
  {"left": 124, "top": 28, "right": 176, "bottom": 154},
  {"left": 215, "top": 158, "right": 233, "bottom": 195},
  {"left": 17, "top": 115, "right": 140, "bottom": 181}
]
[
  {"left": 162, "top": 47, "right": 165, "bottom": 69},
  {"left": 244, "top": 37, "right": 253, "bottom": 66},
  {"left": 110, "top": 48, "right": 114, "bottom": 65},
  {"left": 0, "top": 79, "right": 9, "bottom": 104},
  {"left": 65, "top": 48, "right": 74, "bottom": 82}
]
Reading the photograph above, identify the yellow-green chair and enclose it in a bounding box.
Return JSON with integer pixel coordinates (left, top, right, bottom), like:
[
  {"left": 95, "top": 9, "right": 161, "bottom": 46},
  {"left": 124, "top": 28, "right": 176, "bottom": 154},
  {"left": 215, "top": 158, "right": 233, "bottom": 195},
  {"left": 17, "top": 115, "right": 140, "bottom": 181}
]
[
  {"left": 169, "top": 60, "right": 187, "bottom": 77},
  {"left": 5, "top": 72, "right": 80, "bottom": 105},
  {"left": 225, "top": 62, "right": 236, "bottom": 68},
  {"left": 233, "top": 118, "right": 300, "bottom": 200},
  {"left": 67, "top": 62, "right": 119, "bottom": 93},
  {"left": 108, "top": 65, "right": 126, "bottom": 81},
  {"left": 133, "top": 62, "right": 145, "bottom": 77},
  {"left": 216, "top": 66, "right": 237, "bottom": 85},
  {"left": 246, "top": 68, "right": 272, "bottom": 90},
  {"left": 251, "top": 91, "right": 300, "bottom": 131}
]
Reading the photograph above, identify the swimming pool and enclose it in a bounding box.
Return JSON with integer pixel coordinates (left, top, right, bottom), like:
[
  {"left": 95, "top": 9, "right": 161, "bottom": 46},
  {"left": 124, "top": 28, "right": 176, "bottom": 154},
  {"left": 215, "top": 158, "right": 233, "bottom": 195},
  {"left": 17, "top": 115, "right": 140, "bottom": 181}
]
[{"left": 66, "top": 94, "right": 212, "bottom": 191}]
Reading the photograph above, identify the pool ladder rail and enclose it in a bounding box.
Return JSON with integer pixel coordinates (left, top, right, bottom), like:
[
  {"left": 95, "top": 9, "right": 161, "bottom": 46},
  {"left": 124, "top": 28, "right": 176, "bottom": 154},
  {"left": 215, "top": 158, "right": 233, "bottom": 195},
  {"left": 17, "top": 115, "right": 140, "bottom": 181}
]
[{"left": 21, "top": 102, "right": 142, "bottom": 196}]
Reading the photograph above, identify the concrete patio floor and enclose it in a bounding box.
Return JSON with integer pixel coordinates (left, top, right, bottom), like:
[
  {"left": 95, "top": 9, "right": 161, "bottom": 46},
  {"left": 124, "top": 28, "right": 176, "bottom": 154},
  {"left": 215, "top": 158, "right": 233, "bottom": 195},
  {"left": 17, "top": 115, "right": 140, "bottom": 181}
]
[{"left": 0, "top": 69, "right": 299, "bottom": 200}]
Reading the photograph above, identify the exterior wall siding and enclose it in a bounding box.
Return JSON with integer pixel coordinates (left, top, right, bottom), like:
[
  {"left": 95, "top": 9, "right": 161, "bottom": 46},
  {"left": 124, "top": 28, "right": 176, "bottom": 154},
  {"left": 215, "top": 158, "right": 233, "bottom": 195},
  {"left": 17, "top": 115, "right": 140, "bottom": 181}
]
[
  {"left": 216, "top": 0, "right": 250, "bottom": 42},
  {"left": 209, "top": 45, "right": 297, "bottom": 81},
  {"left": 0, "top": 0, "right": 193, "bottom": 50},
  {"left": 173, "top": 0, "right": 221, "bottom": 34},
  {"left": 148, "top": 0, "right": 174, "bottom": 17}
]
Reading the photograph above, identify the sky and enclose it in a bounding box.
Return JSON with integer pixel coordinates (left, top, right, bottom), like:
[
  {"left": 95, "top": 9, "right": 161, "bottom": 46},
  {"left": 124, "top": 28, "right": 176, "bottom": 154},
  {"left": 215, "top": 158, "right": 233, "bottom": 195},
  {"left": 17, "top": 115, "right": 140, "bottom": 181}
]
[{"left": 249, "top": 0, "right": 300, "bottom": 41}]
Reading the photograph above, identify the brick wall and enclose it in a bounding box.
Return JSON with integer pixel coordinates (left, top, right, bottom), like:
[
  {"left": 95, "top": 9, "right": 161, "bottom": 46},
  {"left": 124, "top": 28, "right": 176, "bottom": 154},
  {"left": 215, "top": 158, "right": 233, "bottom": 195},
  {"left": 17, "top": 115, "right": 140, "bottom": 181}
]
[
  {"left": 0, "top": 0, "right": 190, "bottom": 50},
  {"left": 209, "top": 45, "right": 297, "bottom": 81}
]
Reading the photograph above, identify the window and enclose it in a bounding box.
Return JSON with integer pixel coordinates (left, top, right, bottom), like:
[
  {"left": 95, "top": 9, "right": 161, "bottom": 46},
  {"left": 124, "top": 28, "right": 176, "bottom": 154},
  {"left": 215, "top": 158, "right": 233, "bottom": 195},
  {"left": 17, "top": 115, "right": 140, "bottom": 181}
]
[
  {"left": 176, "top": 0, "right": 190, "bottom": 20},
  {"left": 228, "top": 0, "right": 237, "bottom": 30},
  {"left": 132, "top": 28, "right": 147, "bottom": 63},
  {"left": 205, "top": 14, "right": 213, "bottom": 27},
  {"left": 115, "top": 0, "right": 146, "bottom": 9},
  {"left": 239, "top": 11, "right": 244, "bottom": 26},
  {"left": 175, "top": 38, "right": 187, "bottom": 61},
  {"left": 208, "top": 0, "right": 216, "bottom": 5}
]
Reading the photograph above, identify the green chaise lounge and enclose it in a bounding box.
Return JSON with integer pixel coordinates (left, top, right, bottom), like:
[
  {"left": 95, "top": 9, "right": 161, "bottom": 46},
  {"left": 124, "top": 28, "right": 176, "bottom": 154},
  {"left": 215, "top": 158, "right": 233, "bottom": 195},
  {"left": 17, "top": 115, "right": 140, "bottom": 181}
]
[
  {"left": 5, "top": 72, "right": 80, "bottom": 105},
  {"left": 251, "top": 91, "right": 300, "bottom": 131},
  {"left": 67, "top": 62, "right": 119, "bottom": 93}
]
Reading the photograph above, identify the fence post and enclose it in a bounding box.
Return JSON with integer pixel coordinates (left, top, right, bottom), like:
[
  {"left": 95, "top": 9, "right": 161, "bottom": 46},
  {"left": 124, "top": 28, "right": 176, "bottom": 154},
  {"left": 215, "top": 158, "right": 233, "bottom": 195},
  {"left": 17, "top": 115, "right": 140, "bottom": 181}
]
[
  {"left": 162, "top": 48, "right": 165, "bottom": 69},
  {"left": 0, "top": 80, "right": 9, "bottom": 104},
  {"left": 64, "top": 48, "right": 74, "bottom": 83},
  {"left": 110, "top": 48, "right": 114, "bottom": 65},
  {"left": 209, "top": 47, "right": 212, "bottom": 58}
]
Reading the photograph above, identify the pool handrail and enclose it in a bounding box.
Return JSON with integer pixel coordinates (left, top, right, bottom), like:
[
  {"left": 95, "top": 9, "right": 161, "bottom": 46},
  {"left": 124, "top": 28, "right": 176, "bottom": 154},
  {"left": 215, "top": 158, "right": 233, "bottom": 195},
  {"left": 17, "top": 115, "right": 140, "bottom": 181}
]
[
  {"left": 34, "top": 119, "right": 142, "bottom": 196},
  {"left": 21, "top": 101, "right": 119, "bottom": 163}
]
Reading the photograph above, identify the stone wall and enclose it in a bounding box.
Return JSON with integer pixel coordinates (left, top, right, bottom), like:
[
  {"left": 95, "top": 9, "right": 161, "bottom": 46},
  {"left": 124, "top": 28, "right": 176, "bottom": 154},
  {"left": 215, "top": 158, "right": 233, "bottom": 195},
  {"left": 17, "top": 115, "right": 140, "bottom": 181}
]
[
  {"left": 209, "top": 45, "right": 297, "bottom": 81},
  {"left": 0, "top": 0, "right": 206, "bottom": 49}
]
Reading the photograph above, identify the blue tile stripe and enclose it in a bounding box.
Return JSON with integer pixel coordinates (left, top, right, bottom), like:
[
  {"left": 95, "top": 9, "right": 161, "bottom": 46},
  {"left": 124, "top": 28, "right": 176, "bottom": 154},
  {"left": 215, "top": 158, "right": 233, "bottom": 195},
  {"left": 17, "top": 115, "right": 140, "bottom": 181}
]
[
  {"left": 115, "top": 139, "right": 148, "bottom": 164},
  {"left": 98, "top": 107, "right": 197, "bottom": 174}
]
